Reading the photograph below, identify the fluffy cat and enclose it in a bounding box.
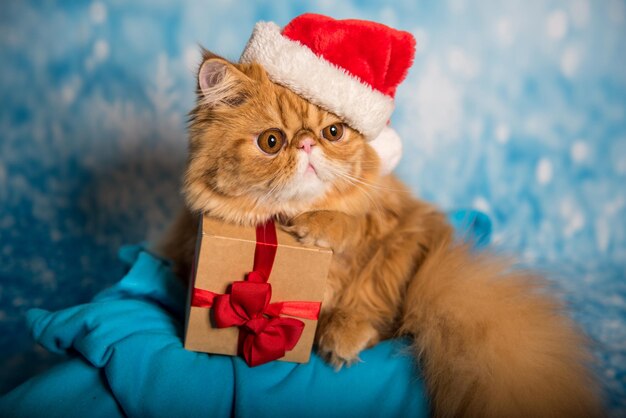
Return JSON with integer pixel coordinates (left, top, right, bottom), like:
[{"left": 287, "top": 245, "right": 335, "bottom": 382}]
[{"left": 160, "top": 50, "right": 603, "bottom": 417}]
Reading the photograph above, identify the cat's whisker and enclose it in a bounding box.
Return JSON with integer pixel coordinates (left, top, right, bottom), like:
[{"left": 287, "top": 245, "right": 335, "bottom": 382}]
[
  {"left": 331, "top": 177, "right": 383, "bottom": 218},
  {"left": 321, "top": 159, "right": 410, "bottom": 194},
  {"left": 321, "top": 163, "right": 386, "bottom": 217},
  {"left": 261, "top": 177, "right": 282, "bottom": 204}
]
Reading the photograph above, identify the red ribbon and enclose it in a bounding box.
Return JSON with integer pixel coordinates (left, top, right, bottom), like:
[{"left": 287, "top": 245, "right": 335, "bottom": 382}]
[{"left": 191, "top": 220, "right": 321, "bottom": 366}]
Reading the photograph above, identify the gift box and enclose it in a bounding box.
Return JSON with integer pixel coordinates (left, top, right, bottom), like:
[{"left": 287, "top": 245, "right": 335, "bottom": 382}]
[{"left": 184, "top": 215, "right": 332, "bottom": 366}]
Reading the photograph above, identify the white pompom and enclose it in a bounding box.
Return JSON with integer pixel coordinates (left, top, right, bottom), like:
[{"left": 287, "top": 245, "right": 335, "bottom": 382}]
[{"left": 368, "top": 127, "right": 403, "bottom": 176}]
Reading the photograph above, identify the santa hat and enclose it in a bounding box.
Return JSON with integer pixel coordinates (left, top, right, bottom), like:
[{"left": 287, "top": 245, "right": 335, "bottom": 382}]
[{"left": 240, "top": 13, "right": 416, "bottom": 175}]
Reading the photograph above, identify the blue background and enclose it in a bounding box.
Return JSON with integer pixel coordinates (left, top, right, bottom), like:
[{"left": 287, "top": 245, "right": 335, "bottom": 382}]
[{"left": 1, "top": 0, "right": 625, "bottom": 414}]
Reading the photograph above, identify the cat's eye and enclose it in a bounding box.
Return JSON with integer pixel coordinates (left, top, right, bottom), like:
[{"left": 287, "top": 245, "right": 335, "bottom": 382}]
[
  {"left": 256, "top": 128, "right": 285, "bottom": 155},
  {"left": 321, "top": 123, "right": 344, "bottom": 141}
]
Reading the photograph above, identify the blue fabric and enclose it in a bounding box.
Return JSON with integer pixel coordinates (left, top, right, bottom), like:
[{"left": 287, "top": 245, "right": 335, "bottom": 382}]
[
  {"left": 0, "top": 359, "right": 125, "bottom": 418},
  {"left": 0, "top": 210, "right": 487, "bottom": 418},
  {"left": 449, "top": 209, "right": 492, "bottom": 248}
]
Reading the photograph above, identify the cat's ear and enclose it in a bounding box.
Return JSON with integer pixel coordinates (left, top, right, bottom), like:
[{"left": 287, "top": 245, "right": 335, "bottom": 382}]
[{"left": 197, "top": 49, "right": 250, "bottom": 107}]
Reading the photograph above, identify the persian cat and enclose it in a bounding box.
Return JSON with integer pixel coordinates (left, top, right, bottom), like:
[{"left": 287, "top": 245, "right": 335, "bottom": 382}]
[{"left": 160, "top": 50, "right": 602, "bottom": 417}]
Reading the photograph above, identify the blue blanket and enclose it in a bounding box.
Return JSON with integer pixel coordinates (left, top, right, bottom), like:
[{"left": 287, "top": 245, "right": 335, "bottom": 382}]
[{"left": 0, "top": 211, "right": 489, "bottom": 418}]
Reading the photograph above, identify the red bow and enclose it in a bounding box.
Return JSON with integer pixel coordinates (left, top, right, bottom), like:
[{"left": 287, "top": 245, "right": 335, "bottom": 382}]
[{"left": 191, "top": 221, "right": 321, "bottom": 366}]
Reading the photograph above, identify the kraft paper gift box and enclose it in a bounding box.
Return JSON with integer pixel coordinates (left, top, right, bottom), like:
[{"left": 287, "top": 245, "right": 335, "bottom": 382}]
[{"left": 184, "top": 215, "right": 332, "bottom": 366}]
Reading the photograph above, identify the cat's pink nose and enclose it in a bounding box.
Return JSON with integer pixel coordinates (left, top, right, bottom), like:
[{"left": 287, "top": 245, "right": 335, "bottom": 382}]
[{"left": 297, "top": 137, "right": 316, "bottom": 154}]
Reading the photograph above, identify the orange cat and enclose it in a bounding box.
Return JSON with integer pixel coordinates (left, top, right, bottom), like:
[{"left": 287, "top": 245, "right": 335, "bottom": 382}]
[{"left": 160, "top": 49, "right": 602, "bottom": 417}]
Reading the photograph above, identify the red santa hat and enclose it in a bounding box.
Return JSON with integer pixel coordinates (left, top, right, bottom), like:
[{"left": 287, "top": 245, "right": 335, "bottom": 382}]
[{"left": 240, "top": 13, "right": 416, "bottom": 175}]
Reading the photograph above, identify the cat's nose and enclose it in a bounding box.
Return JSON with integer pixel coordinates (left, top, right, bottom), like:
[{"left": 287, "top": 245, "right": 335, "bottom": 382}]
[{"left": 297, "top": 137, "right": 316, "bottom": 154}]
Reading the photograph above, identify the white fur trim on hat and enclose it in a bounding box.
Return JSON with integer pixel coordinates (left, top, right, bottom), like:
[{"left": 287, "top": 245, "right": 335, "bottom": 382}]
[
  {"left": 240, "top": 22, "right": 394, "bottom": 141},
  {"left": 369, "top": 126, "right": 403, "bottom": 175}
]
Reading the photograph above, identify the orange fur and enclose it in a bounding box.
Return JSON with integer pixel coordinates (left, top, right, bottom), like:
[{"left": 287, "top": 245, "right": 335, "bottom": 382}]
[{"left": 159, "top": 51, "right": 603, "bottom": 417}]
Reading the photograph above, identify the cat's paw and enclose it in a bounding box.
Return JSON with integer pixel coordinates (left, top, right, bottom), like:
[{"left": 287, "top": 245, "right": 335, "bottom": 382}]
[
  {"left": 279, "top": 212, "right": 333, "bottom": 249},
  {"left": 316, "top": 311, "right": 380, "bottom": 370}
]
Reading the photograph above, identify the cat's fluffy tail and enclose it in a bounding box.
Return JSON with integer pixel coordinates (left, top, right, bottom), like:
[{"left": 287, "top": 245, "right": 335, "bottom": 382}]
[{"left": 401, "top": 242, "right": 603, "bottom": 418}]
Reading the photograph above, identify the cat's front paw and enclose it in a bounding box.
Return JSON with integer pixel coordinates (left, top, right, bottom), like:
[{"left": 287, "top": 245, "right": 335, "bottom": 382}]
[
  {"left": 316, "top": 311, "right": 380, "bottom": 370},
  {"left": 279, "top": 212, "right": 333, "bottom": 249}
]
